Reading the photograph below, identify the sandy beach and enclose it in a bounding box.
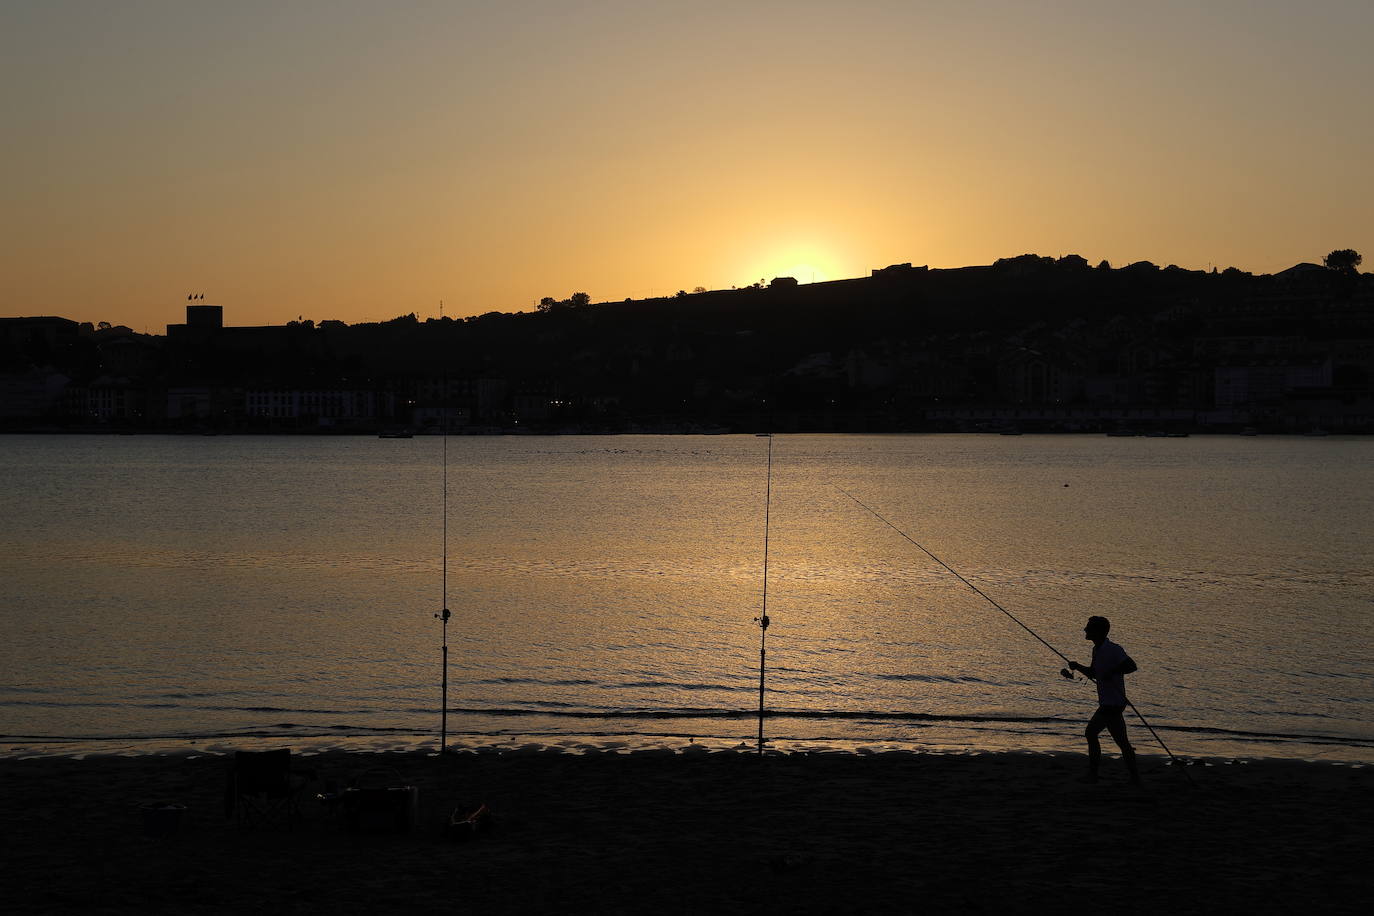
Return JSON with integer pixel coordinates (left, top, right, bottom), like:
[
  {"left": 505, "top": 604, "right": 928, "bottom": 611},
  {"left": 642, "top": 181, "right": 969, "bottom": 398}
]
[{"left": 3, "top": 745, "right": 1369, "bottom": 914}]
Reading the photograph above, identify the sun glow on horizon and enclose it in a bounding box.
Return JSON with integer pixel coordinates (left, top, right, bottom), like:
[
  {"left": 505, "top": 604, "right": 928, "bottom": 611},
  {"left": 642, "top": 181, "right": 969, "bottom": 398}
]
[
  {"left": 740, "top": 245, "right": 853, "bottom": 288},
  {"left": 3, "top": 2, "right": 1370, "bottom": 328},
  {"left": 782, "top": 264, "right": 829, "bottom": 284}
]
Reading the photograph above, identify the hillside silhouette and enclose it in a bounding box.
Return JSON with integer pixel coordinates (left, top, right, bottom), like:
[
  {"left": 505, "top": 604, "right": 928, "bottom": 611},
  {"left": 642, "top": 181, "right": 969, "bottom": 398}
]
[{"left": 2, "top": 252, "right": 1371, "bottom": 433}]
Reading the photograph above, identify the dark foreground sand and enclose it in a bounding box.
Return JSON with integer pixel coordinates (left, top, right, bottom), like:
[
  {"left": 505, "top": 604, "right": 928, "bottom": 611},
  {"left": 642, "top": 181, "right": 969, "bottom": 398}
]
[{"left": 3, "top": 748, "right": 1370, "bottom": 914}]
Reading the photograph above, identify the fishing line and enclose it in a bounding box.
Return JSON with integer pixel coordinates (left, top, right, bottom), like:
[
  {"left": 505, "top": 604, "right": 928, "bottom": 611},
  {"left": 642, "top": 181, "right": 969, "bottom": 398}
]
[
  {"left": 835, "top": 484, "right": 1194, "bottom": 781},
  {"left": 834, "top": 485, "right": 1068, "bottom": 663},
  {"left": 755, "top": 433, "right": 774, "bottom": 754}
]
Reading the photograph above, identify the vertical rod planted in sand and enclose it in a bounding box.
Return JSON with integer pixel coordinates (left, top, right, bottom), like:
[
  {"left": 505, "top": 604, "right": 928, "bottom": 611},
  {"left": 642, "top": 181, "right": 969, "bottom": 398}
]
[
  {"left": 440, "top": 612, "right": 449, "bottom": 748},
  {"left": 439, "top": 300, "right": 451, "bottom": 754},
  {"left": 757, "top": 434, "right": 774, "bottom": 754}
]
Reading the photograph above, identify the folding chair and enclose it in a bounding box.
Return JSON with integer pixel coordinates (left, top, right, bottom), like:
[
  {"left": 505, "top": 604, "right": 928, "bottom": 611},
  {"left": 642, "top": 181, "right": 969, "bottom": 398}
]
[{"left": 225, "top": 749, "right": 311, "bottom": 829}]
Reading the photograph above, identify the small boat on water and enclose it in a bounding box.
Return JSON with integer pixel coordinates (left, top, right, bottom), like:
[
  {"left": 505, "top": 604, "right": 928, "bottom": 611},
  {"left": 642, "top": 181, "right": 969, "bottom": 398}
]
[
  {"left": 1239, "top": 427, "right": 1259, "bottom": 436},
  {"left": 378, "top": 429, "right": 414, "bottom": 439}
]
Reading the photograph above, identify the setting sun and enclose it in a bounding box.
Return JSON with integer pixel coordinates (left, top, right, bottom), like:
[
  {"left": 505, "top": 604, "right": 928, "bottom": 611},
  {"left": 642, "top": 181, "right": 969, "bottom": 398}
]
[
  {"left": 782, "top": 264, "right": 829, "bottom": 284},
  {"left": 2, "top": 1, "right": 1369, "bottom": 329},
  {"left": 740, "top": 245, "right": 851, "bottom": 287},
  {"left": 2, "top": 3, "right": 1372, "bottom": 911}
]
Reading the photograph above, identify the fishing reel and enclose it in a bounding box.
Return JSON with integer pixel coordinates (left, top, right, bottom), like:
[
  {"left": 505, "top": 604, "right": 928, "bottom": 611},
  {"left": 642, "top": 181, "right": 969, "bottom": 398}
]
[
  {"left": 436, "top": 608, "right": 451, "bottom": 622},
  {"left": 755, "top": 614, "right": 770, "bottom": 630}
]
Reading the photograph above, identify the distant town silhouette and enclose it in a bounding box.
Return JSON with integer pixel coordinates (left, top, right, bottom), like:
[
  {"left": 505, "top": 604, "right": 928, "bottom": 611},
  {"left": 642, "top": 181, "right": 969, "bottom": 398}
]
[{"left": 2, "top": 251, "right": 1369, "bottom": 434}]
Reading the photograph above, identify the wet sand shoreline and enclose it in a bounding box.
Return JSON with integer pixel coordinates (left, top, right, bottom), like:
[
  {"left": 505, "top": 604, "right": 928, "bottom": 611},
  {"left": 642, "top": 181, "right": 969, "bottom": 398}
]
[{"left": 4, "top": 747, "right": 1370, "bottom": 913}]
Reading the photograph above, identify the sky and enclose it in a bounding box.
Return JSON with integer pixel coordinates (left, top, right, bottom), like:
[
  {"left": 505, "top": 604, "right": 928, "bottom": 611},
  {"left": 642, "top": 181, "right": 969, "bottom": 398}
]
[{"left": 3, "top": 0, "right": 1371, "bottom": 330}]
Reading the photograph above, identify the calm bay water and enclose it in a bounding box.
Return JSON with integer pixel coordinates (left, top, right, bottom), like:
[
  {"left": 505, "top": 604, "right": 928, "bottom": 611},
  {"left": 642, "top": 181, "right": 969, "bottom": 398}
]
[{"left": 2, "top": 434, "right": 1372, "bottom": 761}]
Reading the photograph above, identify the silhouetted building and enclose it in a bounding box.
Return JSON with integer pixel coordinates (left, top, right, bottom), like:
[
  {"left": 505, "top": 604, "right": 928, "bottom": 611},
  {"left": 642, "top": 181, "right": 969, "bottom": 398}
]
[
  {"left": 166, "top": 386, "right": 239, "bottom": 423},
  {"left": 63, "top": 376, "right": 149, "bottom": 422},
  {"left": 512, "top": 381, "right": 561, "bottom": 424},
  {"left": 244, "top": 388, "right": 394, "bottom": 427},
  {"left": 1215, "top": 359, "right": 1332, "bottom": 408},
  {"left": 414, "top": 377, "right": 507, "bottom": 426},
  {"left": 187, "top": 305, "right": 223, "bottom": 330},
  {"left": 0, "top": 316, "right": 81, "bottom": 352},
  {"left": 167, "top": 303, "right": 223, "bottom": 343},
  {"left": 872, "top": 263, "right": 928, "bottom": 278},
  {"left": 0, "top": 369, "right": 70, "bottom": 418}
]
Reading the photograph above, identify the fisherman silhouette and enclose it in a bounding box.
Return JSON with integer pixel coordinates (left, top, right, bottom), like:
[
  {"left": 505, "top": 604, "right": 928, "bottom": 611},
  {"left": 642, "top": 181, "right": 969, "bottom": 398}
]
[{"left": 1067, "top": 616, "right": 1141, "bottom": 784}]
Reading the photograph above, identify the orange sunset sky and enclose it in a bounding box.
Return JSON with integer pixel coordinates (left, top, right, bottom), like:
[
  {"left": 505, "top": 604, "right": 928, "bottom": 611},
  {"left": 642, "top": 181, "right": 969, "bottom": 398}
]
[{"left": 3, "top": 0, "right": 1371, "bottom": 330}]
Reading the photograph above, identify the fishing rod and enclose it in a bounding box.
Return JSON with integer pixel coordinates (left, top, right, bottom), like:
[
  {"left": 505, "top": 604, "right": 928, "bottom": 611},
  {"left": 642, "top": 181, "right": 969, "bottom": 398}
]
[
  {"left": 755, "top": 433, "right": 774, "bottom": 754},
  {"left": 834, "top": 485, "right": 1193, "bottom": 780},
  {"left": 435, "top": 300, "right": 451, "bottom": 754}
]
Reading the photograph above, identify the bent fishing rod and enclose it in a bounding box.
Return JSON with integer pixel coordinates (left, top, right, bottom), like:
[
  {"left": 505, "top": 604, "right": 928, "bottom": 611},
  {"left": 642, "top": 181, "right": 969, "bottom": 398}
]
[{"left": 834, "top": 485, "right": 1193, "bottom": 780}]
